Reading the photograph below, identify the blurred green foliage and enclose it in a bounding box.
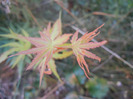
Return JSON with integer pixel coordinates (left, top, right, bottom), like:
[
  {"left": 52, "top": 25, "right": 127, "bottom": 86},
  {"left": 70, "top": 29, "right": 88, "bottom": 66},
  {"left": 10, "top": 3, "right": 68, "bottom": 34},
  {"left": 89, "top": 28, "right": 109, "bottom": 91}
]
[
  {"left": 85, "top": 77, "right": 109, "bottom": 99},
  {"left": 66, "top": 68, "right": 87, "bottom": 86},
  {"left": 66, "top": 67, "right": 109, "bottom": 98}
]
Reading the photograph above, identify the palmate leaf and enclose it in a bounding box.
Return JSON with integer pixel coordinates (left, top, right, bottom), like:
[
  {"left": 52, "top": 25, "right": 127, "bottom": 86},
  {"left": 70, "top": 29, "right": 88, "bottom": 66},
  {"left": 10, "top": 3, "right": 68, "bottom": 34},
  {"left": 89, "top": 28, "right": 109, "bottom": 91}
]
[
  {"left": 9, "top": 16, "right": 72, "bottom": 86},
  {"left": 53, "top": 50, "right": 73, "bottom": 59},
  {"left": 71, "top": 24, "right": 107, "bottom": 79}
]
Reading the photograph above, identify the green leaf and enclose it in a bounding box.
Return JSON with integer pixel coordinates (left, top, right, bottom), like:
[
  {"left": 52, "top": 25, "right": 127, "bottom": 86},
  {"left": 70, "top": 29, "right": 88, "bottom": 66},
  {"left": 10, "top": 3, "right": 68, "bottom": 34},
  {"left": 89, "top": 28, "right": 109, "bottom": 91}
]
[
  {"left": 11, "top": 55, "right": 25, "bottom": 68},
  {"left": 21, "top": 29, "right": 29, "bottom": 37},
  {"left": 33, "top": 59, "right": 42, "bottom": 69},
  {"left": 18, "top": 58, "right": 24, "bottom": 77},
  {"left": 51, "top": 17, "right": 62, "bottom": 40},
  {"left": 0, "top": 52, "right": 8, "bottom": 63},
  {"left": 58, "top": 43, "right": 72, "bottom": 48},
  {"left": 23, "top": 41, "right": 31, "bottom": 50},
  {"left": 0, "top": 34, "right": 19, "bottom": 40},
  {"left": 0, "top": 48, "right": 19, "bottom": 63},
  {"left": 0, "top": 42, "right": 22, "bottom": 48},
  {"left": 9, "top": 29, "right": 17, "bottom": 36},
  {"left": 49, "top": 59, "right": 61, "bottom": 81},
  {"left": 0, "top": 28, "right": 31, "bottom": 68},
  {"left": 53, "top": 50, "right": 73, "bottom": 59}
]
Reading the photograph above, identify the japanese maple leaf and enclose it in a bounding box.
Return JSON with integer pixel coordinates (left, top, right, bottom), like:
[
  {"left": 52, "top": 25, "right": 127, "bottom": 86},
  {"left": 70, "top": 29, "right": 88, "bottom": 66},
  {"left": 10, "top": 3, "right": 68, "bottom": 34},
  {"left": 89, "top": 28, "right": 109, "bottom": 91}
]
[
  {"left": 10, "top": 19, "right": 72, "bottom": 86},
  {"left": 71, "top": 24, "right": 107, "bottom": 79}
]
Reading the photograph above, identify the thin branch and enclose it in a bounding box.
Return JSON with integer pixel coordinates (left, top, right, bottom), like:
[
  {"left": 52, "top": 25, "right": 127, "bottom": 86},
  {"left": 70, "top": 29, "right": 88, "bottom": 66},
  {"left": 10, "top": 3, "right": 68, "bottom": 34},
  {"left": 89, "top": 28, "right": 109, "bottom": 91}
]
[
  {"left": 92, "top": 55, "right": 113, "bottom": 72},
  {"left": 71, "top": 25, "right": 133, "bottom": 69},
  {"left": 25, "top": 7, "right": 42, "bottom": 28},
  {"left": 54, "top": 0, "right": 81, "bottom": 25},
  {"left": 38, "top": 82, "right": 65, "bottom": 99}
]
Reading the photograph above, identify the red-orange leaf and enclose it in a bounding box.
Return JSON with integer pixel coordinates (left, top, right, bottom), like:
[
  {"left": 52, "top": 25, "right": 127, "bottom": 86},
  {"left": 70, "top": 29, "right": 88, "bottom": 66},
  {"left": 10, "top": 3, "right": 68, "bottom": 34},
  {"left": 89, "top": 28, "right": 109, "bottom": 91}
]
[{"left": 71, "top": 24, "right": 107, "bottom": 78}]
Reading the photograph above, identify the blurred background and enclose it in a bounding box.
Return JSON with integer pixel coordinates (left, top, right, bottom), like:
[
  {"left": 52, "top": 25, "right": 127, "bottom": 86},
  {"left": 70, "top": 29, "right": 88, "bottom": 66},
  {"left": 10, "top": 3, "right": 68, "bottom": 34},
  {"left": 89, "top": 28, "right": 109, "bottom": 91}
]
[{"left": 0, "top": 0, "right": 133, "bottom": 99}]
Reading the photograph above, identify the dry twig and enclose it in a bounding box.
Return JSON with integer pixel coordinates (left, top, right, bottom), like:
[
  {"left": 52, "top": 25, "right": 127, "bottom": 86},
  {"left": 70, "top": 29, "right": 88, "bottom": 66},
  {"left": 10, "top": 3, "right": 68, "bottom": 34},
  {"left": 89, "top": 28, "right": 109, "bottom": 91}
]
[
  {"left": 92, "top": 55, "right": 113, "bottom": 72},
  {"left": 38, "top": 82, "right": 65, "bottom": 99},
  {"left": 25, "top": 7, "right": 42, "bottom": 28},
  {"left": 54, "top": 0, "right": 81, "bottom": 25}
]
